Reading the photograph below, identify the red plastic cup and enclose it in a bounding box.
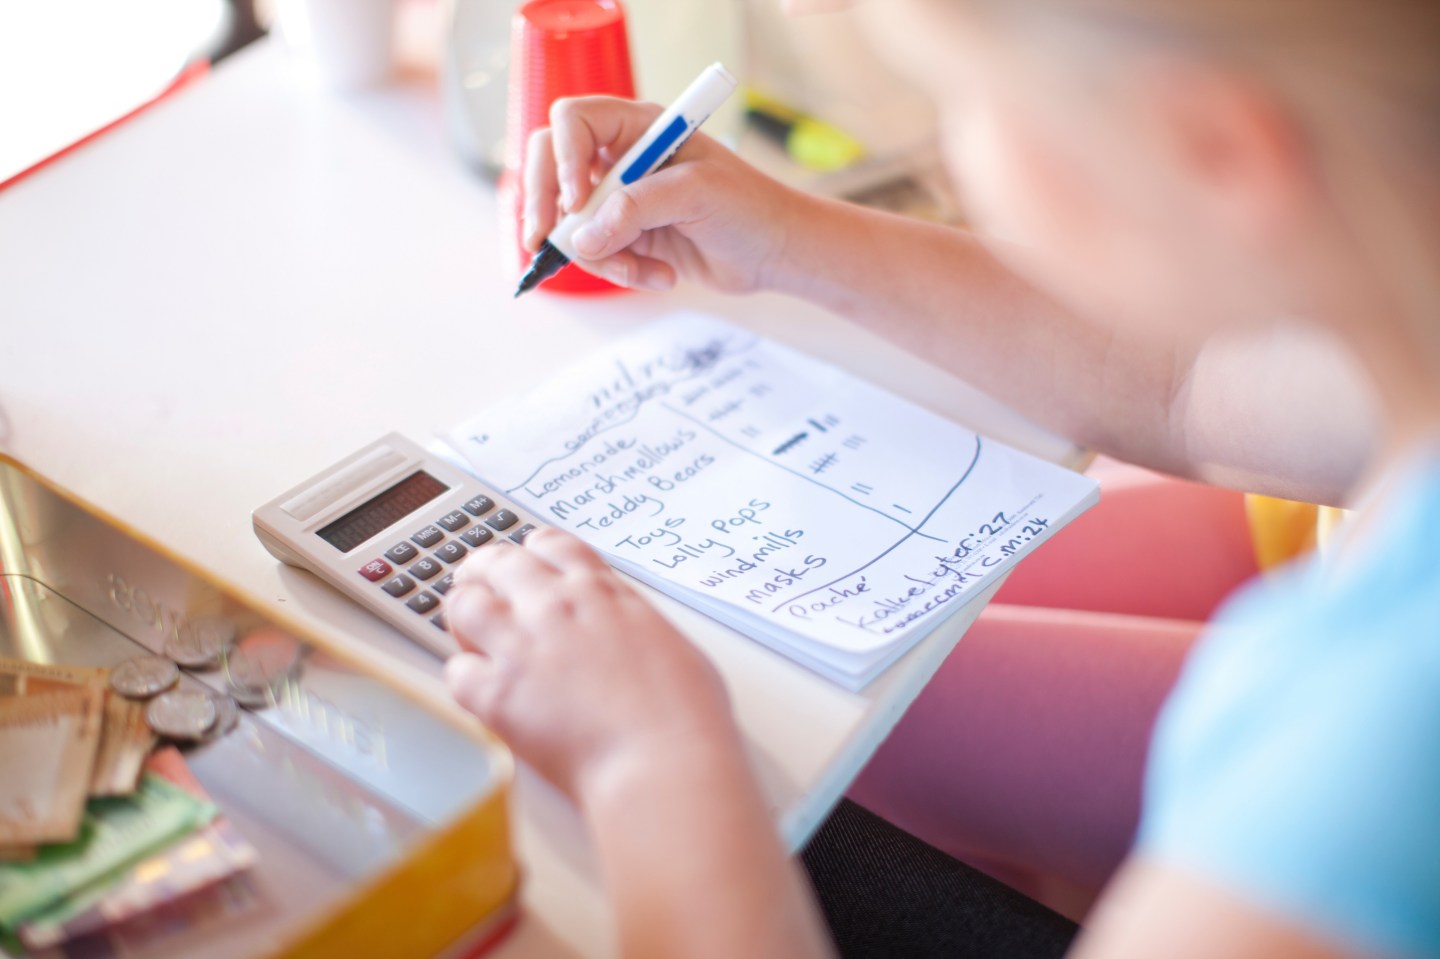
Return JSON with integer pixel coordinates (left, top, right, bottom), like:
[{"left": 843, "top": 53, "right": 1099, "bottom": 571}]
[{"left": 502, "top": 0, "right": 636, "bottom": 295}]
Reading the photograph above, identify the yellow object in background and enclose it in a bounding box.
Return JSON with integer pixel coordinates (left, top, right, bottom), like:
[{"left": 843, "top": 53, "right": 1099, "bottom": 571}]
[
  {"left": 744, "top": 89, "right": 867, "bottom": 173},
  {"left": 1245, "top": 494, "right": 1347, "bottom": 570}
]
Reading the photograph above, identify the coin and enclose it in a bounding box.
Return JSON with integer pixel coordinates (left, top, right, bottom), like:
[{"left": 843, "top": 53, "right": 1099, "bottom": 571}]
[
  {"left": 196, "top": 692, "right": 240, "bottom": 743},
  {"left": 225, "top": 680, "right": 271, "bottom": 710},
  {"left": 109, "top": 656, "right": 180, "bottom": 699},
  {"left": 223, "top": 629, "right": 301, "bottom": 710},
  {"left": 145, "top": 689, "right": 217, "bottom": 741},
  {"left": 164, "top": 617, "right": 234, "bottom": 670}
]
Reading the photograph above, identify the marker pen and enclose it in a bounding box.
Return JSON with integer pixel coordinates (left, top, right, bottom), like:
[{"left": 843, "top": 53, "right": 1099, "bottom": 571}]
[{"left": 514, "top": 62, "right": 738, "bottom": 298}]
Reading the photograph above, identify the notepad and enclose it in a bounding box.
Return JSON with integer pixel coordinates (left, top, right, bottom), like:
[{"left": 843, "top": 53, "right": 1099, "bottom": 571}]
[{"left": 443, "top": 314, "right": 1099, "bottom": 689}]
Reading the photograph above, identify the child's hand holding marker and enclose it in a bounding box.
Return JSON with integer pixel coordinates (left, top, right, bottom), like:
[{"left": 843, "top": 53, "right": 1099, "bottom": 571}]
[{"left": 520, "top": 95, "right": 802, "bottom": 295}]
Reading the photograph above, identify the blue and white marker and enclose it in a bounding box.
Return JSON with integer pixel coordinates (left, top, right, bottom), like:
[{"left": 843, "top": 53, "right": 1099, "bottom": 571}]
[{"left": 514, "top": 62, "right": 739, "bottom": 297}]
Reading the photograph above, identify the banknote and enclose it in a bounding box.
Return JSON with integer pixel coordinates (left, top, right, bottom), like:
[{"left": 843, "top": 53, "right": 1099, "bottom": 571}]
[
  {"left": 79, "top": 873, "right": 263, "bottom": 956},
  {"left": 0, "top": 772, "right": 216, "bottom": 928},
  {"left": 0, "top": 658, "right": 107, "bottom": 698},
  {"left": 17, "top": 748, "right": 257, "bottom": 949},
  {"left": 89, "top": 694, "right": 156, "bottom": 797},
  {"left": 0, "top": 657, "right": 155, "bottom": 799},
  {"left": 0, "top": 845, "right": 36, "bottom": 863},
  {"left": 0, "top": 690, "right": 103, "bottom": 848}
]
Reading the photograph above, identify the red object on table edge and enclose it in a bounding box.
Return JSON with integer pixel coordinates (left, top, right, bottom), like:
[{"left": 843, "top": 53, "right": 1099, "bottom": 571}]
[
  {"left": 0, "top": 58, "right": 211, "bottom": 193},
  {"left": 504, "top": 0, "right": 635, "bottom": 295}
]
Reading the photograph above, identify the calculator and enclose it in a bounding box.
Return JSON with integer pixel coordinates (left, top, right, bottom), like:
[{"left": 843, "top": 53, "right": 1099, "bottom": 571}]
[{"left": 252, "top": 433, "right": 541, "bottom": 657}]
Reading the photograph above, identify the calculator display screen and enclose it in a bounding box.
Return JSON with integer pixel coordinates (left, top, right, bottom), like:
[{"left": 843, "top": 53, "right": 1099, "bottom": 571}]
[{"left": 316, "top": 471, "right": 449, "bottom": 553}]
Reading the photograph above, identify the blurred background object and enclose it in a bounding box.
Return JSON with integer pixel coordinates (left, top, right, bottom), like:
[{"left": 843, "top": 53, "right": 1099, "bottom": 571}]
[
  {"left": 270, "top": 0, "right": 396, "bottom": 92},
  {"left": 625, "top": 0, "right": 744, "bottom": 143},
  {"left": 441, "top": 0, "right": 744, "bottom": 180},
  {"left": 737, "top": 0, "right": 960, "bottom": 223},
  {"left": 500, "top": 0, "right": 637, "bottom": 295},
  {"left": 743, "top": 0, "right": 935, "bottom": 163},
  {"left": 2, "top": 0, "right": 957, "bottom": 221},
  {"left": 0, "top": 0, "right": 256, "bottom": 186},
  {"left": 440, "top": 0, "right": 512, "bottom": 176},
  {"left": 744, "top": 88, "right": 866, "bottom": 174}
]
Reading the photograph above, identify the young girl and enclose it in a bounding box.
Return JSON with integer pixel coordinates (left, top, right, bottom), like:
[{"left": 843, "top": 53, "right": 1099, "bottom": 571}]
[{"left": 444, "top": 0, "right": 1440, "bottom": 955}]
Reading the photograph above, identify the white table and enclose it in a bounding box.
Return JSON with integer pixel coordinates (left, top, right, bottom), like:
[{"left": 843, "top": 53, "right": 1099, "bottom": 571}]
[{"left": 0, "top": 40, "right": 1077, "bottom": 958}]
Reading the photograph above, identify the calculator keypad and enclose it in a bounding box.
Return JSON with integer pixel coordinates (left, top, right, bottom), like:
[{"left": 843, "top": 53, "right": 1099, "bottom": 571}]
[
  {"left": 406, "top": 591, "right": 440, "bottom": 615},
  {"left": 352, "top": 486, "right": 538, "bottom": 637},
  {"left": 435, "top": 541, "right": 468, "bottom": 564},
  {"left": 408, "top": 556, "right": 442, "bottom": 581},
  {"left": 385, "top": 541, "right": 418, "bottom": 564},
  {"left": 382, "top": 575, "right": 415, "bottom": 598},
  {"left": 459, "top": 526, "right": 493, "bottom": 548},
  {"left": 438, "top": 510, "right": 469, "bottom": 532},
  {"left": 486, "top": 509, "right": 519, "bottom": 531},
  {"left": 359, "top": 559, "right": 392, "bottom": 582},
  {"left": 462, "top": 496, "right": 494, "bottom": 516}
]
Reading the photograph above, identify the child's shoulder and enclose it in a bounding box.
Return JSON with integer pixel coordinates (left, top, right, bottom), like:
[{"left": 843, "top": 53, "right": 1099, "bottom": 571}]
[
  {"left": 1138, "top": 455, "right": 1440, "bottom": 959},
  {"left": 1216, "top": 453, "right": 1440, "bottom": 664},
  {"left": 1178, "top": 452, "right": 1440, "bottom": 749}
]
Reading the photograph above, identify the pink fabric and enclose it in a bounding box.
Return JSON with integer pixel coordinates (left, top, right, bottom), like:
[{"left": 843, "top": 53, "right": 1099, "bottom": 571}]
[
  {"left": 847, "top": 461, "right": 1259, "bottom": 913},
  {"left": 991, "top": 458, "right": 1258, "bottom": 621}
]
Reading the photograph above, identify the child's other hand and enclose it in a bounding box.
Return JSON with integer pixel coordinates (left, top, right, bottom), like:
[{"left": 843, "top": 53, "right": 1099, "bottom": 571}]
[
  {"left": 444, "top": 527, "right": 736, "bottom": 802},
  {"left": 523, "top": 96, "right": 801, "bottom": 294}
]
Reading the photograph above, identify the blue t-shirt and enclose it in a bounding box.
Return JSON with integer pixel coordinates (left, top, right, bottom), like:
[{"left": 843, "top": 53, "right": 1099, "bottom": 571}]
[{"left": 1139, "top": 456, "right": 1440, "bottom": 959}]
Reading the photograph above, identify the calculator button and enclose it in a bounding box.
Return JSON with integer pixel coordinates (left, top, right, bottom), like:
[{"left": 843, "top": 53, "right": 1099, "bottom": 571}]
[
  {"left": 358, "top": 559, "right": 392, "bottom": 582},
  {"left": 509, "top": 524, "right": 538, "bottom": 544},
  {"left": 485, "top": 509, "right": 519, "bottom": 531},
  {"left": 407, "top": 557, "right": 442, "bottom": 581},
  {"left": 435, "top": 541, "right": 468, "bottom": 564},
  {"left": 459, "top": 526, "right": 494, "bottom": 548},
  {"left": 382, "top": 575, "right": 415, "bottom": 598},
  {"left": 406, "top": 591, "right": 440, "bottom": 615},
  {"left": 462, "top": 495, "right": 495, "bottom": 516},
  {"left": 411, "top": 525, "right": 444, "bottom": 548},
  {"left": 433, "top": 573, "right": 455, "bottom": 595},
  {"left": 384, "top": 541, "right": 418, "bottom": 564},
  {"left": 438, "top": 510, "right": 469, "bottom": 532},
  {"left": 430, "top": 612, "right": 448, "bottom": 631}
]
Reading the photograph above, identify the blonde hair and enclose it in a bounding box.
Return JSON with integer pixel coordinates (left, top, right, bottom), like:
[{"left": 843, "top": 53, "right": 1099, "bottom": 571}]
[{"left": 975, "top": 0, "right": 1440, "bottom": 358}]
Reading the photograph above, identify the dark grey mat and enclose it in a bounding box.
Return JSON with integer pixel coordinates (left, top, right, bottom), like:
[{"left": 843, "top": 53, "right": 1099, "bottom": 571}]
[{"left": 802, "top": 800, "right": 1080, "bottom": 959}]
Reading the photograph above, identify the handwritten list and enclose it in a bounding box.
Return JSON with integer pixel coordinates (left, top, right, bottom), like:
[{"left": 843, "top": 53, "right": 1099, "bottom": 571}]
[{"left": 445, "top": 314, "right": 1098, "bottom": 689}]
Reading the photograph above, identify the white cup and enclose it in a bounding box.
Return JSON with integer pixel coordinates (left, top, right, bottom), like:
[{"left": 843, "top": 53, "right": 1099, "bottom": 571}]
[{"left": 277, "top": 0, "right": 396, "bottom": 92}]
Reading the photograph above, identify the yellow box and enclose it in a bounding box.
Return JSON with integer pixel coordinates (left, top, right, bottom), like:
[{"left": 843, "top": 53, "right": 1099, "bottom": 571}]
[{"left": 0, "top": 454, "right": 518, "bottom": 958}]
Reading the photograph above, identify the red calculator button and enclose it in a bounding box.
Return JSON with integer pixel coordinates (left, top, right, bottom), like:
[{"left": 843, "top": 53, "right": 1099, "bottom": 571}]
[{"left": 359, "top": 559, "right": 392, "bottom": 582}]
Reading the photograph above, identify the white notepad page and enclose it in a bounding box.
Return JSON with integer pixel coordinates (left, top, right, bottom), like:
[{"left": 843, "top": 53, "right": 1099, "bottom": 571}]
[{"left": 444, "top": 314, "right": 1099, "bottom": 689}]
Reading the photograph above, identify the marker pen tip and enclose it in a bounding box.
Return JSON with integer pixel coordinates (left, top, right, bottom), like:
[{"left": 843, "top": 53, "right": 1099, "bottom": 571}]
[{"left": 513, "top": 241, "right": 570, "bottom": 299}]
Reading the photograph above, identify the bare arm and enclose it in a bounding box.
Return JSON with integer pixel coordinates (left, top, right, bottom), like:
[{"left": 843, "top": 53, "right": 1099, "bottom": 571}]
[
  {"left": 582, "top": 732, "right": 834, "bottom": 959},
  {"left": 774, "top": 194, "right": 1377, "bottom": 505},
  {"left": 1072, "top": 856, "right": 1364, "bottom": 959},
  {"left": 444, "top": 530, "right": 833, "bottom": 959},
  {"left": 441, "top": 466, "right": 1372, "bottom": 959},
  {"left": 523, "top": 97, "right": 1374, "bottom": 504}
]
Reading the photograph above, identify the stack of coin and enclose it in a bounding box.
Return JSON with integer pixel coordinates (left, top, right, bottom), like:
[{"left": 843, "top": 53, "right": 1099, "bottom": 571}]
[
  {"left": 162, "top": 618, "right": 234, "bottom": 671},
  {"left": 108, "top": 656, "right": 240, "bottom": 744},
  {"left": 108, "top": 656, "right": 179, "bottom": 700},
  {"left": 223, "top": 629, "right": 302, "bottom": 710},
  {"left": 1, "top": 654, "right": 242, "bottom": 865},
  {"left": 143, "top": 688, "right": 240, "bottom": 743}
]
